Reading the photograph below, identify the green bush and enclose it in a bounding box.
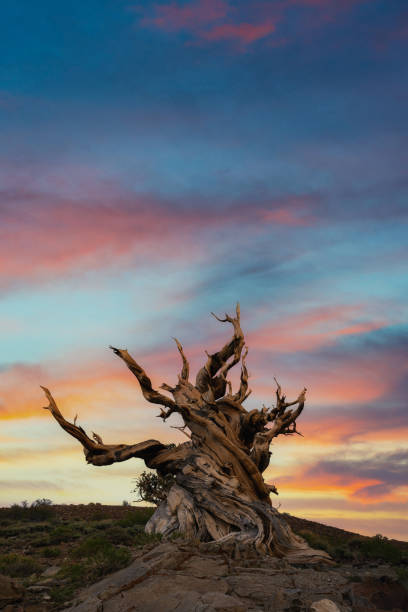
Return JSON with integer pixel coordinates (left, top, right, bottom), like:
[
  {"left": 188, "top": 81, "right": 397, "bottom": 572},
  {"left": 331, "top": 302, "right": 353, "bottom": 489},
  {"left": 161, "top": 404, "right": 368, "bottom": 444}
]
[
  {"left": 87, "top": 504, "right": 110, "bottom": 521},
  {"left": 132, "top": 471, "right": 175, "bottom": 506},
  {"left": 70, "top": 535, "right": 132, "bottom": 578},
  {"left": 118, "top": 507, "right": 155, "bottom": 527},
  {"left": 104, "top": 525, "right": 133, "bottom": 545},
  {"left": 3, "top": 499, "right": 55, "bottom": 522},
  {"left": 351, "top": 534, "right": 402, "bottom": 564},
  {"left": 298, "top": 530, "right": 403, "bottom": 565},
  {"left": 49, "top": 524, "right": 81, "bottom": 543},
  {"left": 298, "top": 530, "right": 331, "bottom": 553},
  {"left": 396, "top": 567, "right": 408, "bottom": 583},
  {"left": 0, "top": 553, "right": 41, "bottom": 577},
  {"left": 50, "top": 583, "right": 77, "bottom": 605},
  {"left": 30, "top": 534, "right": 52, "bottom": 547},
  {"left": 93, "top": 519, "right": 113, "bottom": 530},
  {"left": 42, "top": 546, "right": 61, "bottom": 558}
]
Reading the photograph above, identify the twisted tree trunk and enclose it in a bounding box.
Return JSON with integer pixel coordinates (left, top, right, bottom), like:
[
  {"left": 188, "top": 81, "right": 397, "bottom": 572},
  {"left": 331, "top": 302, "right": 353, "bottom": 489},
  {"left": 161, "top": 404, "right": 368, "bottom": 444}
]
[{"left": 42, "top": 305, "right": 330, "bottom": 561}]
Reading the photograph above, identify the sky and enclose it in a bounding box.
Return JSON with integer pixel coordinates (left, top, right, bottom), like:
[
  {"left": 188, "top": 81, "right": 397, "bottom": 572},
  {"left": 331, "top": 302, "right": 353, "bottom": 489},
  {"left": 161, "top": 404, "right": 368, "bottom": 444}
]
[{"left": 0, "top": 0, "right": 407, "bottom": 540}]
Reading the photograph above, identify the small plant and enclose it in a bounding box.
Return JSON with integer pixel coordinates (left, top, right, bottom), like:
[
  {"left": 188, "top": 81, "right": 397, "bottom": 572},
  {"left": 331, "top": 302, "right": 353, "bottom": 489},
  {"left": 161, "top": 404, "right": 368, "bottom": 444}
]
[
  {"left": 355, "top": 534, "right": 402, "bottom": 564},
  {"left": 118, "top": 507, "right": 155, "bottom": 527},
  {"left": 132, "top": 530, "right": 162, "bottom": 546},
  {"left": 50, "top": 583, "right": 77, "bottom": 605},
  {"left": 42, "top": 546, "right": 61, "bottom": 558},
  {"left": 0, "top": 553, "right": 41, "bottom": 577},
  {"left": 132, "top": 471, "right": 175, "bottom": 506},
  {"left": 396, "top": 567, "right": 408, "bottom": 583},
  {"left": 298, "top": 529, "right": 403, "bottom": 565},
  {"left": 30, "top": 534, "right": 52, "bottom": 547},
  {"left": 105, "top": 525, "right": 133, "bottom": 545},
  {"left": 49, "top": 524, "right": 81, "bottom": 543},
  {"left": 88, "top": 506, "right": 110, "bottom": 521},
  {"left": 3, "top": 499, "right": 55, "bottom": 521},
  {"left": 70, "top": 535, "right": 132, "bottom": 578}
]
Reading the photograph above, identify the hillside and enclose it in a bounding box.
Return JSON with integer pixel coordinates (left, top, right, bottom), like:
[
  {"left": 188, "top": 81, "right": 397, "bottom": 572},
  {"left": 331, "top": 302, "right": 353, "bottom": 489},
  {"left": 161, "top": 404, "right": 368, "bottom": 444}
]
[{"left": 0, "top": 503, "right": 407, "bottom": 611}]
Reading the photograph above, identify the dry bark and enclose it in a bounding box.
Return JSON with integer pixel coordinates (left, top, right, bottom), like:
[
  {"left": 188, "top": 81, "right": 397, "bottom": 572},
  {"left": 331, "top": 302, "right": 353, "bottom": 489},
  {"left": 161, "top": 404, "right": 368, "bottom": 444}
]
[{"left": 42, "top": 305, "right": 329, "bottom": 560}]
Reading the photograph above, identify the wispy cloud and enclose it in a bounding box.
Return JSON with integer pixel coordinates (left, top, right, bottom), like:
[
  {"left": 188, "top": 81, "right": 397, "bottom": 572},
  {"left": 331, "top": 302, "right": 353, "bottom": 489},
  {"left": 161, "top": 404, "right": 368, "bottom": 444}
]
[
  {"left": 301, "top": 449, "right": 408, "bottom": 503},
  {"left": 247, "top": 304, "right": 386, "bottom": 354},
  {"left": 0, "top": 163, "right": 323, "bottom": 292},
  {"left": 138, "top": 0, "right": 367, "bottom": 49}
]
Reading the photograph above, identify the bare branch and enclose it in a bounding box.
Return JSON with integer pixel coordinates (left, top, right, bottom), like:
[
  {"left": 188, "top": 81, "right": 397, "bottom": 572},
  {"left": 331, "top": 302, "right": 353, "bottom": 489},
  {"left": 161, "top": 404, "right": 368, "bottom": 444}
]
[
  {"left": 266, "top": 385, "right": 307, "bottom": 441},
  {"left": 231, "top": 345, "right": 251, "bottom": 403},
  {"left": 170, "top": 424, "right": 191, "bottom": 440},
  {"left": 196, "top": 303, "right": 245, "bottom": 399},
  {"left": 172, "top": 337, "right": 189, "bottom": 382},
  {"left": 92, "top": 432, "right": 103, "bottom": 444},
  {"left": 41, "top": 386, "right": 171, "bottom": 466},
  {"left": 160, "top": 383, "right": 176, "bottom": 392},
  {"left": 110, "top": 346, "right": 177, "bottom": 411},
  {"left": 41, "top": 386, "right": 97, "bottom": 452}
]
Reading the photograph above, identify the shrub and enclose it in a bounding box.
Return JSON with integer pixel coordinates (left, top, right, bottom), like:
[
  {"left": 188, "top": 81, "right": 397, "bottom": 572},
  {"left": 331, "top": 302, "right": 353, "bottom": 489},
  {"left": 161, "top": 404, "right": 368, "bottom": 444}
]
[
  {"left": 50, "top": 583, "right": 77, "bottom": 605},
  {"left": 42, "top": 546, "right": 60, "bottom": 558},
  {"left": 30, "top": 534, "right": 52, "bottom": 547},
  {"left": 299, "top": 529, "right": 403, "bottom": 565},
  {"left": 132, "top": 471, "right": 175, "bottom": 506},
  {"left": 0, "top": 553, "right": 41, "bottom": 577},
  {"left": 87, "top": 504, "right": 109, "bottom": 521},
  {"left": 132, "top": 530, "right": 162, "bottom": 546},
  {"left": 396, "top": 567, "right": 408, "bottom": 583},
  {"left": 118, "top": 507, "right": 155, "bottom": 527},
  {"left": 353, "top": 534, "right": 402, "bottom": 564},
  {"left": 49, "top": 524, "right": 81, "bottom": 543},
  {"left": 104, "top": 525, "right": 133, "bottom": 545},
  {"left": 70, "top": 535, "right": 132, "bottom": 578},
  {"left": 3, "top": 499, "right": 55, "bottom": 521}
]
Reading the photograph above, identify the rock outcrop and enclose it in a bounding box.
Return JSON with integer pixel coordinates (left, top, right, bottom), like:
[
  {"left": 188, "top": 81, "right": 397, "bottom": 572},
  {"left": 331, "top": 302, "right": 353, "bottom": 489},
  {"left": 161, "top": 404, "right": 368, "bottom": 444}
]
[{"left": 62, "top": 539, "right": 408, "bottom": 612}]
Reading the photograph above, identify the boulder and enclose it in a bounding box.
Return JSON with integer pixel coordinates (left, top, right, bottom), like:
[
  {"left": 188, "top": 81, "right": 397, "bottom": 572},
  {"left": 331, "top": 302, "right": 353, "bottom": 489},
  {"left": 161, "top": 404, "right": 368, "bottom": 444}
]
[
  {"left": 41, "top": 565, "right": 61, "bottom": 578},
  {"left": 310, "top": 600, "right": 341, "bottom": 612}
]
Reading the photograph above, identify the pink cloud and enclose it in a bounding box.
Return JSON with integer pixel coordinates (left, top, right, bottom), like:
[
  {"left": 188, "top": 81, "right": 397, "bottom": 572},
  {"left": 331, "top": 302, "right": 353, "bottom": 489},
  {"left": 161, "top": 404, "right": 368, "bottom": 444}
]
[
  {"left": 247, "top": 305, "right": 385, "bottom": 354},
  {"left": 141, "top": 0, "right": 228, "bottom": 30},
  {"left": 0, "top": 163, "right": 321, "bottom": 290},
  {"left": 139, "top": 0, "right": 280, "bottom": 47},
  {"left": 138, "top": 0, "right": 367, "bottom": 49},
  {"left": 201, "top": 21, "right": 276, "bottom": 44},
  {"left": 259, "top": 195, "right": 321, "bottom": 226}
]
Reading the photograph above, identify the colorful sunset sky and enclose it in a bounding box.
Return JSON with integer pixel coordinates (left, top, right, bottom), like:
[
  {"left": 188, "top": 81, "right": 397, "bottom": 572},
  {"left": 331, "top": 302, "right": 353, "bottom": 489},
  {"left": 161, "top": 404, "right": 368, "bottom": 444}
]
[{"left": 1, "top": 0, "right": 407, "bottom": 540}]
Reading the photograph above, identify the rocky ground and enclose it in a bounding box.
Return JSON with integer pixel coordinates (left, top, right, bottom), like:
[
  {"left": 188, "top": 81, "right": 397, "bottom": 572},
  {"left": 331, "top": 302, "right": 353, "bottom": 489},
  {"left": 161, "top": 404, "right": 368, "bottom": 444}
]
[{"left": 1, "top": 504, "right": 407, "bottom": 611}]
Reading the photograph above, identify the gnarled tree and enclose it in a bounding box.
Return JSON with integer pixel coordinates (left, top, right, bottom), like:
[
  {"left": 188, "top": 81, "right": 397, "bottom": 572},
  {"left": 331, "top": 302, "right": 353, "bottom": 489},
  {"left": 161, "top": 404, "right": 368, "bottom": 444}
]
[{"left": 42, "top": 305, "right": 329, "bottom": 561}]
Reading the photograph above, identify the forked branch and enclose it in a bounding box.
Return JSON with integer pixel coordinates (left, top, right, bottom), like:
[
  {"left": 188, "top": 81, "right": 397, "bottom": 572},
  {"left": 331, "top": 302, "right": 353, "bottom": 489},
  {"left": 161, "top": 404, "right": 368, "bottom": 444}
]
[
  {"left": 195, "top": 303, "right": 245, "bottom": 399},
  {"left": 266, "top": 383, "right": 306, "bottom": 441}
]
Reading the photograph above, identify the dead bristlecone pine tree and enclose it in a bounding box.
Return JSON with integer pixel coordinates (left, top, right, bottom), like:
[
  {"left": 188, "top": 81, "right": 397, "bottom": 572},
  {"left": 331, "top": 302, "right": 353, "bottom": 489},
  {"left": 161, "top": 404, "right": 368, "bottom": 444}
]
[{"left": 42, "top": 304, "right": 330, "bottom": 562}]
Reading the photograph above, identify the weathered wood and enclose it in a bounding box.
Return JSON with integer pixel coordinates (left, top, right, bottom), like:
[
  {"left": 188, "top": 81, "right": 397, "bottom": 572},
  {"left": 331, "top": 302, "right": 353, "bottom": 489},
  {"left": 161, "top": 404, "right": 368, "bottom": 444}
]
[{"left": 42, "top": 305, "right": 330, "bottom": 561}]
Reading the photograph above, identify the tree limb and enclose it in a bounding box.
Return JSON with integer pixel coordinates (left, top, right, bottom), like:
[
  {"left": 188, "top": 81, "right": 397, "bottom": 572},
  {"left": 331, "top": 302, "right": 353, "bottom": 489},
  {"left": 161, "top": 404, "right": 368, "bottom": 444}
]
[
  {"left": 41, "top": 386, "right": 168, "bottom": 466},
  {"left": 172, "top": 337, "right": 189, "bottom": 382},
  {"left": 109, "top": 346, "right": 177, "bottom": 418},
  {"left": 266, "top": 384, "right": 306, "bottom": 441},
  {"left": 195, "top": 303, "right": 245, "bottom": 399}
]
